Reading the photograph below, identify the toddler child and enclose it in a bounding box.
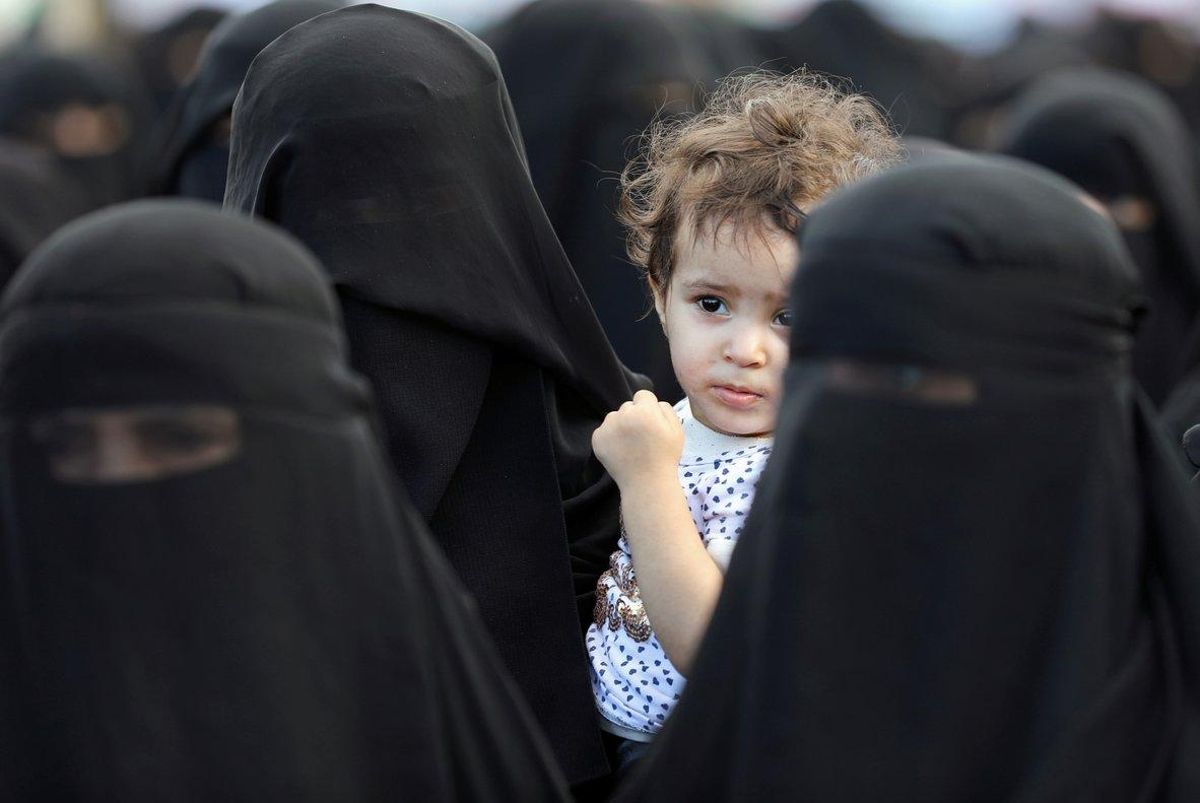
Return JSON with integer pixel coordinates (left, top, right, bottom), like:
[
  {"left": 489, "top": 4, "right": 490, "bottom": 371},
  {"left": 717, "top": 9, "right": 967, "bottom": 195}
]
[{"left": 585, "top": 72, "right": 901, "bottom": 771}]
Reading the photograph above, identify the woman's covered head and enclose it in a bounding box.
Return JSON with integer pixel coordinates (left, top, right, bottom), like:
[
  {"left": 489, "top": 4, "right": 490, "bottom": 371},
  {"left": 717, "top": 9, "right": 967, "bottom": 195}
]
[
  {"left": 793, "top": 154, "right": 1141, "bottom": 377},
  {"left": 0, "top": 199, "right": 365, "bottom": 446}
]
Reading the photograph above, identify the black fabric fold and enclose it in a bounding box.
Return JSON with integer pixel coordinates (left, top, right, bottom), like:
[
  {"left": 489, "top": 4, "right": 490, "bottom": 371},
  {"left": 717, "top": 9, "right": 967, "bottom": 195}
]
[
  {"left": 487, "top": 0, "right": 722, "bottom": 398},
  {"left": 0, "top": 139, "right": 88, "bottom": 288}
]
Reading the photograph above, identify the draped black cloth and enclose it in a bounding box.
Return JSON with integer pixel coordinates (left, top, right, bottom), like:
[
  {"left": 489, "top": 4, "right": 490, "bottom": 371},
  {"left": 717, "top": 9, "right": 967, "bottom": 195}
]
[
  {"left": 225, "top": 4, "right": 641, "bottom": 783},
  {"left": 618, "top": 157, "right": 1200, "bottom": 801},
  {"left": 150, "top": 0, "right": 345, "bottom": 202},
  {"left": 661, "top": 5, "right": 766, "bottom": 80},
  {"left": 133, "top": 6, "right": 227, "bottom": 117},
  {"left": 758, "top": 0, "right": 957, "bottom": 139},
  {"left": 0, "top": 200, "right": 568, "bottom": 802},
  {"left": 998, "top": 68, "right": 1200, "bottom": 408},
  {"left": 0, "top": 48, "right": 150, "bottom": 209},
  {"left": 0, "top": 138, "right": 87, "bottom": 288},
  {"left": 487, "top": 0, "right": 720, "bottom": 399}
]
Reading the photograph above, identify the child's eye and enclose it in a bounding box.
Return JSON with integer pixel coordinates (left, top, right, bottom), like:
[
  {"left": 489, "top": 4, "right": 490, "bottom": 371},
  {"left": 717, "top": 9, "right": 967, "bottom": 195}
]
[
  {"left": 697, "top": 296, "right": 728, "bottom": 315},
  {"left": 773, "top": 309, "right": 793, "bottom": 327}
]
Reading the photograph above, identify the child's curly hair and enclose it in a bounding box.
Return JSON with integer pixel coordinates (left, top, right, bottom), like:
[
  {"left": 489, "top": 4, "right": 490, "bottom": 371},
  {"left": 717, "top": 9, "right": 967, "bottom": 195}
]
[{"left": 619, "top": 71, "right": 902, "bottom": 291}]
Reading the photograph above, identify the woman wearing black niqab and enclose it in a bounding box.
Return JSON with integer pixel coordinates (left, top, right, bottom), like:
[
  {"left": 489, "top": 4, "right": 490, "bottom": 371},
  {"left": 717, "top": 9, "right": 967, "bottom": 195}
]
[
  {"left": 150, "top": 0, "right": 345, "bottom": 202},
  {"left": 487, "top": 0, "right": 718, "bottom": 398},
  {"left": 997, "top": 68, "right": 1200, "bottom": 409},
  {"left": 0, "top": 48, "right": 150, "bottom": 209},
  {"left": 0, "top": 200, "right": 568, "bottom": 802},
  {"left": 225, "top": 5, "right": 643, "bottom": 785},
  {"left": 617, "top": 157, "right": 1200, "bottom": 801}
]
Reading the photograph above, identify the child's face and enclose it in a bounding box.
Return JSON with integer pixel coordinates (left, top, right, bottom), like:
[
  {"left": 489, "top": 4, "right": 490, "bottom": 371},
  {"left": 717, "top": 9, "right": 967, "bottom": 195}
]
[{"left": 654, "top": 220, "right": 797, "bottom": 437}]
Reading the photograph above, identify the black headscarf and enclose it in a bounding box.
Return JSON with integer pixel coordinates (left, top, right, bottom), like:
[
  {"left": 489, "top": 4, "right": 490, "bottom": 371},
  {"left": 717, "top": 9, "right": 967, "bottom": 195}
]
[
  {"left": 0, "top": 47, "right": 150, "bottom": 209},
  {"left": 0, "top": 138, "right": 87, "bottom": 288},
  {"left": 150, "top": 0, "right": 345, "bottom": 202},
  {"left": 0, "top": 200, "right": 569, "bottom": 802},
  {"left": 225, "top": 5, "right": 642, "bottom": 783},
  {"left": 997, "top": 68, "right": 1200, "bottom": 407},
  {"left": 618, "top": 157, "right": 1200, "bottom": 801},
  {"left": 487, "top": 0, "right": 718, "bottom": 399}
]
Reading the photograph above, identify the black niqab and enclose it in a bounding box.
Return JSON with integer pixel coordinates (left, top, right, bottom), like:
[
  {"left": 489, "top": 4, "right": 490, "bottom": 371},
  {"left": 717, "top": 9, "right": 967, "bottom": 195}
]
[
  {"left": 618, "top": 157, "right": 1200, "bottom": 801},
  {"left": 0, "top": 200, "right": 568, "bottom": 802},
  {"left": 150, "top": 0, "right": 345, "bottom": 202},
  {"left": 997, "top": 68, "right": 1200, "bottom": 407},
  {"left": 487, "top": 0, "right": 719, "bottom": 398},
  {"left": 225, "top": 5, "right": 641, "bottom": 783}
]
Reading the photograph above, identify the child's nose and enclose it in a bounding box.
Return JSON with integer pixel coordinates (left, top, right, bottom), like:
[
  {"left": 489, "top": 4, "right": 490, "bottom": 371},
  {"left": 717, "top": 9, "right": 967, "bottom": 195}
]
[{"left": 723, "top": 324, "right": 768, "bottom": 367}]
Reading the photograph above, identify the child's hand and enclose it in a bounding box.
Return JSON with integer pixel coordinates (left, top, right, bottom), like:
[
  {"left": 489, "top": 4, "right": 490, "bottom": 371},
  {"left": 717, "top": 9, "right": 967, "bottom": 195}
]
[{"left": 592, "top": 390, "right": 684, "bottom": 488}]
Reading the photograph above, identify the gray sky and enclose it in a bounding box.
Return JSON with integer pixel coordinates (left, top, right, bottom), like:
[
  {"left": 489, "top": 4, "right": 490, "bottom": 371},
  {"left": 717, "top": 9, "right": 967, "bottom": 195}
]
[{"left": 14, "top": 0, "right": 1200, "bottom": 51}]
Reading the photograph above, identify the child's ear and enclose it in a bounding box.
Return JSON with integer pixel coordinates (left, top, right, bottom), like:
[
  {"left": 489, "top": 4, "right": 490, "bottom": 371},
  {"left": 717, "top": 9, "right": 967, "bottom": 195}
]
[{"left": 650, "top": 279, "right": 667, "bottom": 333}]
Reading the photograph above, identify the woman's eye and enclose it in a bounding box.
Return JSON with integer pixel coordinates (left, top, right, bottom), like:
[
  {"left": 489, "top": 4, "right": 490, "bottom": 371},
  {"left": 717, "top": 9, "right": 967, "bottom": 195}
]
[
  {"left": 136, "top": 420, "right": 215, "bottom": 453},
  {"left": 773, "top": 310, "right": 793, "bottom": 327},
  {"left": 697, "top": 296, "right": 727, "bottom": 314}
]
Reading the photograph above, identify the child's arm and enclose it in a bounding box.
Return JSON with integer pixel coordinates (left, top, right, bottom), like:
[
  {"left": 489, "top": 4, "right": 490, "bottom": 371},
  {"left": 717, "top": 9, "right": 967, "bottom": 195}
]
[{"left": 592, "top": 390, "right": 723, "bottom": 675}]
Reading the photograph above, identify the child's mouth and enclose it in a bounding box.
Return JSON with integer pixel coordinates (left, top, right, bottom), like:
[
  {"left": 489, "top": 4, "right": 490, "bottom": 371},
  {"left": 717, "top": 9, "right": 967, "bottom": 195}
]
[{"left": 712, "top": 385, "right": 763, "bottom": 408}]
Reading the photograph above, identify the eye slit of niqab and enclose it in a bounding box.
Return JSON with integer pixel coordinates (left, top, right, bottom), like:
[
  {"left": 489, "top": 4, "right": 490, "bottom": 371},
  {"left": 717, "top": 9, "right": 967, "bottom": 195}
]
[
  {"left": 823, "top": 358, "right": 978, "bottom": 405},
  {"left": 30, "top": 404, "right": 241, "bottom": 485},
  {"left": 1103, "top": 195, "right": 1158, "bottom": 233},
  {"left": 44, "top": 103, "right": 132, "bottom": 158}
]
